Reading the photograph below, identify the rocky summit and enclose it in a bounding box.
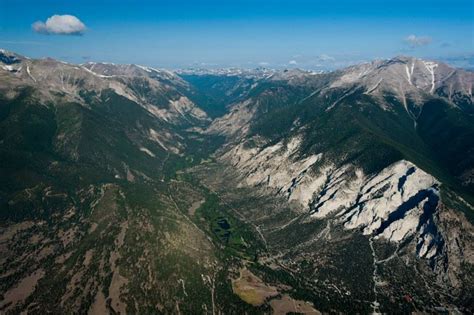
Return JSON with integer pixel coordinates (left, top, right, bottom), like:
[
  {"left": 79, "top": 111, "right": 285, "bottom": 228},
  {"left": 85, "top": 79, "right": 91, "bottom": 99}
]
[{"left": 1, "top": 49, "right": 473, "bottom": 314}]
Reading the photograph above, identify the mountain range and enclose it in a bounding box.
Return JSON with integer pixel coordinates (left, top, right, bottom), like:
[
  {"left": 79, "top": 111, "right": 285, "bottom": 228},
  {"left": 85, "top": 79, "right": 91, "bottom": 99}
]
[{"left": 0, "top": 49, "right": 473, "bottom": 314}]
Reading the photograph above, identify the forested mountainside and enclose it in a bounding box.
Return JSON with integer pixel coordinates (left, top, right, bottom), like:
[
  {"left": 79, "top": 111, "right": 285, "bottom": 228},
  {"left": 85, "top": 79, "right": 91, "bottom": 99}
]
[{"left": 1, "top": 49, "right": 473, "bottom": 313}]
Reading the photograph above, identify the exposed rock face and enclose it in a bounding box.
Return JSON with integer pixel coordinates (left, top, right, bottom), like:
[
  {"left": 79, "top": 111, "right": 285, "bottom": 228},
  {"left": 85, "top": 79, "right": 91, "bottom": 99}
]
[
  {"left": 1, "top": 49, "right": 473, "bottom": 313},
  {"left": 435, "top": 204, "right": 474, "bottom": 285},
  {"left": 221, "top": 136, "right": 441, "bottom": 247},
  {"left": 206, "top": 99, "right": 257, "bottom": 137}
]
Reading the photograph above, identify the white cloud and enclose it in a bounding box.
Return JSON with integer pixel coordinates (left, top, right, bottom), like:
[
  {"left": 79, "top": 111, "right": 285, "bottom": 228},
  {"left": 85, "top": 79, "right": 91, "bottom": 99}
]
[
  {"left": 258, "top": 61, "right": 270, "bottom": 66},
  {"left": 317, "top": 54, "right": 335, "bottom": 62},
  {"left": 32, "top": 15, "right": 86, "bottom": 35},
  {"left": 288, "top": 60, "right": 298, "bottom": 65},
  {"left": 404, "top": 34, "right": 432, "bottom": 47}
]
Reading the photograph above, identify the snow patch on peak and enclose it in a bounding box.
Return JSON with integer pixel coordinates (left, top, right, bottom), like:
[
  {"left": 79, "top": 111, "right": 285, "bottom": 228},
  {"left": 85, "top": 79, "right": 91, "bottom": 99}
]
[
  {"left": 405, "top": 63, "right": 414, "bottom": 86},
  {"left": 422, "top": 61, "right": 438, "bottom": 93},
  {"left": 136, "top": 64, "right": 153, "bottom": 73}
]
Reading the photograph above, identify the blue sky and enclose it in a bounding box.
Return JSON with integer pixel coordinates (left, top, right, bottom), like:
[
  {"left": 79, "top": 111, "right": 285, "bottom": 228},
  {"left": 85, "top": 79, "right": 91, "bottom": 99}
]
[{"left": 0, "top": 0, "right": 473, "bottom": 69}]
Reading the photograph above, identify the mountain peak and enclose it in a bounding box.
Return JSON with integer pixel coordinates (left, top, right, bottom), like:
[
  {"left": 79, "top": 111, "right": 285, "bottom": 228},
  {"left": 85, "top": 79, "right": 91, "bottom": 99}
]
[
  {"left": 1, "top": 47, "right": 474, "bottom": 314},
  {"left": 329, "top": 54, "right": 472, "bottom": 108}
]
